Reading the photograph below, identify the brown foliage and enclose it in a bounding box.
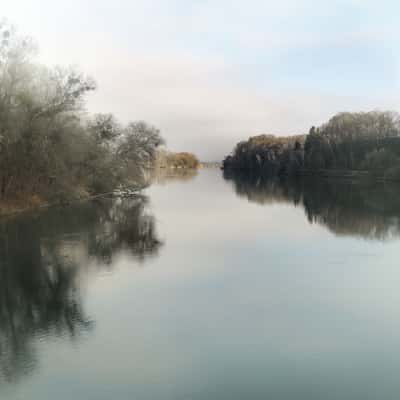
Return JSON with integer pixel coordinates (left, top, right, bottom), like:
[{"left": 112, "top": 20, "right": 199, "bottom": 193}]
[{"left": 157, "top": 150, "right": 200, "bottom": 169}]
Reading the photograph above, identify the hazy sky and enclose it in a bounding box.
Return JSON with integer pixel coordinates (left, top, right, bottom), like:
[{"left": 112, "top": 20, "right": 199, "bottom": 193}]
[{"left": 2, "top": 0, "right": 400, "bottom": 160}]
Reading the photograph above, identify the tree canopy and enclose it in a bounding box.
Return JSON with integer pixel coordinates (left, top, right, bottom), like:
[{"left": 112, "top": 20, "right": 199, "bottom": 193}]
[
  {"left": 0, "top": 22, "right": 164, "bottom": 207},
  {"left": 224, "top": 111, "right": 400, "bottom": 180}
]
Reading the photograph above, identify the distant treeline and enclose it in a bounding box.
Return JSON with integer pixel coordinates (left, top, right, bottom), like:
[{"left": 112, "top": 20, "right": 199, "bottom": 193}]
[
  {"left": 156, "top": 149, "right": 200, "bottom": 169},
  {"left": 223, "top": 111, "right": 400, "bottom": 180},
  {"left": 0, "top": 22, "right": 164, "bottom": 208}
]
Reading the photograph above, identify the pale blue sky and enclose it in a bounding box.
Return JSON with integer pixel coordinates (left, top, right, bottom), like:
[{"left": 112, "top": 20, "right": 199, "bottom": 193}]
[{"left": 2, "top": 0, "right": 400, "bottom": 160}]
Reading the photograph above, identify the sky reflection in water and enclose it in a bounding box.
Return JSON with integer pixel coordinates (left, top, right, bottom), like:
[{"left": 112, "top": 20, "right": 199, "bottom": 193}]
[{"left": 1, "top": 169, "right": 400, "bottom": 400}]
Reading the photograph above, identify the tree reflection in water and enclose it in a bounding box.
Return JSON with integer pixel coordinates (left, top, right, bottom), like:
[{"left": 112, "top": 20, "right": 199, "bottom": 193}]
[
  {"left": 224, "top": 171, "right": 400, "bottom": 240},
  {"left": 151, "top": 167, "right": 199, "bottom": 185},
  {"left": 0, "top": 195, "right": 162, "bottom": 383}
]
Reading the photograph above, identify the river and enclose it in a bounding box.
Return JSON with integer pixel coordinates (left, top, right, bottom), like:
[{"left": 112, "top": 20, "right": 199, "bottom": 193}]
[{"left": 1, "top": 168, "right": 400, "bottom": 399}]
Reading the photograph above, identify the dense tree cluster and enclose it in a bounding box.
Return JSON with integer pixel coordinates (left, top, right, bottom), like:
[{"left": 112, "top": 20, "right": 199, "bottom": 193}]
[
  {"left": 224, "top": 111, "right": 400, "bottom": 180},
  {"left": 304, "top": 112, "right": 400, "bottom": 173},
  {"left": 223, "top": 134, "right": 305, "bottom": 176},
  {"left": 0, "top": 23, "right": 164, "bottom": 205}
]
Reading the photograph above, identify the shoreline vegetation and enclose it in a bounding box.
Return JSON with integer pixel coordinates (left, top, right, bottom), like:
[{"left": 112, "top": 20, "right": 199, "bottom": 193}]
[
  {"left": 223, "top": 111, "right": 400, "bottom": 182},
  {"left": 155, "top": 149, "right": 200, "bottom": 170},
  {"left": 0, "top": 22, "right": 162, "bottom": 213},
  {"left": 150, "top": 150, "right": 201, "bottom": 184},
  {"left": 0, "top": 23, "right": 200, "bottom": 216},
  {"left": 3, "top": 23, "right": 400, "bottom": 216}
]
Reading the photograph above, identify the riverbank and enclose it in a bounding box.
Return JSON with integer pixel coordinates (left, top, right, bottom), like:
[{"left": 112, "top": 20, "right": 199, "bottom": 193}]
[
  {"left": 223, "top": 167, "right": 400, "bottom": 183},
  {"left": 0, "top": 161, "right": 201, "bottom": 217},
  {"left": 0, "top": 187, "right": 144, "bottom": 218},
  {"left": 0, "top": 194, "right": 46, "bottom": 217}
]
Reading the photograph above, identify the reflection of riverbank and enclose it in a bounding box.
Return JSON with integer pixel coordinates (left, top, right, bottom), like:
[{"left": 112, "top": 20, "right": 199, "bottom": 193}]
[
  {"left": 151, "top": 167, "right": 199, "bottom": 184},
  {"left": 0, "top": 196, "right": 162, "bottom": 383},
  {"left": 224, "top": 170, "right": 400, "bottom": 240}
]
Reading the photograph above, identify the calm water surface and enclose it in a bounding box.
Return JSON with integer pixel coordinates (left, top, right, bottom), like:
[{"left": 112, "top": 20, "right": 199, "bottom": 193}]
[{"left": 1, "top": 169, "right": 400, "bottom": 399}]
